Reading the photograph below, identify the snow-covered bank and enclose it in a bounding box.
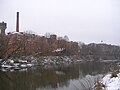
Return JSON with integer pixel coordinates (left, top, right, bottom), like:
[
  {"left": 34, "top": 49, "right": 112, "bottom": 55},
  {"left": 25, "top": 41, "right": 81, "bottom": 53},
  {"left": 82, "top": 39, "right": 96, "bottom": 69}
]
[
  {"left": 0, "top": 56, "right": 82, "bottom": 72},
  {"left": 38, "top": 56, "right": 82, "bottom": 66},
  {"left": 93, "top": 72, "right": 120, "bottom": 90},
  {"left": 101, "top": 72, "right": 120, "bottom": 90},
  {"left": 0, "top": 59, "right": 36, "bottom": 72}
]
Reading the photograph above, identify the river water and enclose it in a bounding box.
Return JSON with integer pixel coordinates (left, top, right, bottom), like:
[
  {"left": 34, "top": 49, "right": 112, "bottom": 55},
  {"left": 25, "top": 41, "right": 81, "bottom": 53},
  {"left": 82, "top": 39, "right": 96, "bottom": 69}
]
[{"left": 0, "top": 61, "right": 119, "bottom": 90}]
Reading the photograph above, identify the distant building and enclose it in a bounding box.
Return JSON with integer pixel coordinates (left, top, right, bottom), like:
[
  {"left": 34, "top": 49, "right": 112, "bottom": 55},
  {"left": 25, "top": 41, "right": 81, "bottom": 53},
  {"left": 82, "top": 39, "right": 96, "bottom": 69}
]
[
  {"left": 0, "top": 22, "right": 7, "bottom": 35},
  {"left": 50, "top": 34, "right": 57, "bottom": 43},
  {"left": 49, "top": 34, "right": 57, "bottom": 51}
]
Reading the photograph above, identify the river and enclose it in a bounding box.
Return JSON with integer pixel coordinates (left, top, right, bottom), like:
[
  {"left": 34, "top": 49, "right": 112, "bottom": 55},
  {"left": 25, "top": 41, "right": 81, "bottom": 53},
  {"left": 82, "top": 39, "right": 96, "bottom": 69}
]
[{"left": 0, "top": 61, "right": 119, "bottom": 90}]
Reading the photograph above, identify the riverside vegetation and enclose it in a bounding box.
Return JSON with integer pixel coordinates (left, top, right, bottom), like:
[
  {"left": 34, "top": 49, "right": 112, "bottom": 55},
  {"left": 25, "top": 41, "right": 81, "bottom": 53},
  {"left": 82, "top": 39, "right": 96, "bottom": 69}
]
[{"left": 0, "top": 33, "right": 120, "bottom": 68}]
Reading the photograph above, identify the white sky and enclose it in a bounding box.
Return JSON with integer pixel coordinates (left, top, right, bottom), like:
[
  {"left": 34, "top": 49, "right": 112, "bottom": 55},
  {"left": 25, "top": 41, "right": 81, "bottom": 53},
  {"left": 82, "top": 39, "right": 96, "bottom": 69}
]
[{"left": 0, "top": 0, "right": 120, "bottom": 45}]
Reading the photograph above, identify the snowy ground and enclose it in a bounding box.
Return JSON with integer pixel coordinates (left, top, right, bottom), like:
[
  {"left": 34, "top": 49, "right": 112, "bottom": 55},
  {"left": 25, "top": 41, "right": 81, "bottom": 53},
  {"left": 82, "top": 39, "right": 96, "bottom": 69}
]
[
  {"left": 0, "top": 56, "right": 82, "bottom": 72},
  {"left": 0, "top": 59, "right": 36, "bottom": 72},
  {"left": 101, "top": 72, "right": 120, "bottom": 90}
]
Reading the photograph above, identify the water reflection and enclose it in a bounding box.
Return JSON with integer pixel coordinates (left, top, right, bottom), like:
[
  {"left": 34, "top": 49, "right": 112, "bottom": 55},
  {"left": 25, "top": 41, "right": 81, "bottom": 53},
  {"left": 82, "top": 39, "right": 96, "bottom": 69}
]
[{"left": 0, "top": 61, "right": 119, "bottom": 90}]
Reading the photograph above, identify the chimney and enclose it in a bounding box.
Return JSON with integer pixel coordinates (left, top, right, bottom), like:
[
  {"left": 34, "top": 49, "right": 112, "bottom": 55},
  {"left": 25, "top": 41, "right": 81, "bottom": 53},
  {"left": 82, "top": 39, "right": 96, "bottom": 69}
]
[{"left": 16, "top": 12, "right": 19, "bottom": 32}]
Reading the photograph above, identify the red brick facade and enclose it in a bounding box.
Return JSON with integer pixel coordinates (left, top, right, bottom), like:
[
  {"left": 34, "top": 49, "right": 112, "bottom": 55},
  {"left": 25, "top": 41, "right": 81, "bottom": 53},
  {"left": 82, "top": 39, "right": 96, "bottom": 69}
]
[{"left": 0, "top": 32, "right": 78, "bottom": 57}]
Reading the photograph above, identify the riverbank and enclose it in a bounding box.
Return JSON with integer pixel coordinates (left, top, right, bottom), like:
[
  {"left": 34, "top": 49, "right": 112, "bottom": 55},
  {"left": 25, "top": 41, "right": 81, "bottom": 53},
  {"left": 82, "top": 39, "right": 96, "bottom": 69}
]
[
  {"left": 0, "top": 55, "right": 120, "bottom": 72},
  {"left": 0, "top": 56, "right": 82, "bottom": 72},
  {"left": 93, "top": 70, "right": 120, "bottom": 90}
]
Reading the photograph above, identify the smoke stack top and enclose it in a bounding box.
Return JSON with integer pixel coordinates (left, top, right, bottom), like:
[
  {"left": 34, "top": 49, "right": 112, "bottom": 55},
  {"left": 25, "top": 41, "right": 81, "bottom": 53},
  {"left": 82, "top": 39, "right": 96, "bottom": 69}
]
[{"left": 16, "top": 12, "right": 19, "bottom": 32}]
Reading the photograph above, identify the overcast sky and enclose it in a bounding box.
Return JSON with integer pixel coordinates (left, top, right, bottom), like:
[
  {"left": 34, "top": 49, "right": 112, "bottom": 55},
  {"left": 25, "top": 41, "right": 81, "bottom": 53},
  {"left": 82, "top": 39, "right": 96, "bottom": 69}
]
[{"left": 0, "top": 0, "right": 120, "bottom": 45}]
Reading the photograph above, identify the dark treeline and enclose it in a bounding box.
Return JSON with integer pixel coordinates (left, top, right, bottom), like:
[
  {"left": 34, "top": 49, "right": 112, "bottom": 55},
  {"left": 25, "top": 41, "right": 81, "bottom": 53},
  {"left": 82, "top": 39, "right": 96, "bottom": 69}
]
[{"left": 79, "top": 43, "right": 120, "bottom": 60}]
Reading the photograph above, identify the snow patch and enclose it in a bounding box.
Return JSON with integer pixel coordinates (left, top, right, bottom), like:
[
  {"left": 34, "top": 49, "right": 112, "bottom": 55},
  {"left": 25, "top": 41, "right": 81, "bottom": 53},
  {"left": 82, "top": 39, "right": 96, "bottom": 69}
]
[
  {"left": 101, "top": 73, "right": 120, "bottom": 90},
  {"left": 53, "top": 48, "right": 65, "bottom": 52}
]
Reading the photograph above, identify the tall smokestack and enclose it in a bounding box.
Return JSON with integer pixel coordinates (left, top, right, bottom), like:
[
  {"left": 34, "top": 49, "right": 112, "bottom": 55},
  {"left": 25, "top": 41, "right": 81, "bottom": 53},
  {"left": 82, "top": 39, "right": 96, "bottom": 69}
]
[{"left": 16, "top": 12, "right": 19, "bottom": 32}]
